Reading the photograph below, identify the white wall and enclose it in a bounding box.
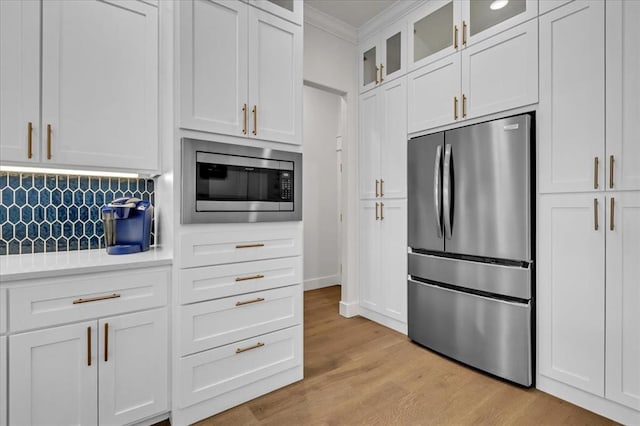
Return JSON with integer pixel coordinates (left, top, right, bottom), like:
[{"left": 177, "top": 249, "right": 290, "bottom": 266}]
[
  {"left": 302, "top": 86, "right": 340, "bottom": 290},
  {"left": 304, "top": 8, "right": 360, "bottom": 316}
]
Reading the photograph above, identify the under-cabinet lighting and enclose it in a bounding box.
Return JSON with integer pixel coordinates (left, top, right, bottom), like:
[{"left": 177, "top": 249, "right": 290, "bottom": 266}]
[
  {"left": 490, "top": 0, "right": 509, "bottom": 10},
  {"left": 0, "top": 165, "right": 139, "bottom": 178}
]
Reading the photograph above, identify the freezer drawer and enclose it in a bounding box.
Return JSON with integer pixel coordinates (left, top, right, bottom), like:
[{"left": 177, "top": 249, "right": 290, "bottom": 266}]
[
  {"left": 408, "top": 252, "right": 531, "bottom": 300},
  {"left": 408, "top": 280, "right": 532, "bottom": 386}
]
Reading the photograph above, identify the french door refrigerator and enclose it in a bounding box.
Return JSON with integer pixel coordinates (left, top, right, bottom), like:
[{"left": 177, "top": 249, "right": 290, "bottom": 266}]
[{"left": 407, "top": 113, "right": 533, "bottom": 386}]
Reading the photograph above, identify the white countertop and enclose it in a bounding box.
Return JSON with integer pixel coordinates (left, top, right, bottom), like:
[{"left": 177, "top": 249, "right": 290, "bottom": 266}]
[{"left": 0, "top": 247, "right": 172, "bottom": 282}]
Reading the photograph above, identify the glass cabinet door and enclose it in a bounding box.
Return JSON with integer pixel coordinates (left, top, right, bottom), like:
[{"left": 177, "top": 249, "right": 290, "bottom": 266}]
[
  {"left": 379, "top": 19, "right": 406, "bottom": 84},
  {"left": 462, "top": 0, "right": 537, "bottom": 46},
  {"left": 251, "top": 0, "right": 302, "bottom": 25},
  {"left": 408, "top": 0, "right": 461, "bottom": 71},
  {"left": 360, "top": 43, "right": 379, "bottom": 93}
]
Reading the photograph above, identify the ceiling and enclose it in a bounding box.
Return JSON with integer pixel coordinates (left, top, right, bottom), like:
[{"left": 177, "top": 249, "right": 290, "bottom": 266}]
[{"left": 304, "top": 0, "right": 398, "bottom": 28}]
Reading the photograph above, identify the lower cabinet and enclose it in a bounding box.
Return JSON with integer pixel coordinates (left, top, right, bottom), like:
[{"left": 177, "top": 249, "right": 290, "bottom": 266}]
[
  {"left": 359, "top": 199, "right": 407, "bottom": 332},
  {"left": 9, "top": 308, "right": 168, "bottom": 426},
  {"left": 539, "top": 191, "right": 640, "bottom": 415}
]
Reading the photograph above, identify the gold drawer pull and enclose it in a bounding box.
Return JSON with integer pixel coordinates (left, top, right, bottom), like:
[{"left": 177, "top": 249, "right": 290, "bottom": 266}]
[
  {"left": 609, "top": 155, "right": 614, "bottom": 189},
  {"left": 235, "top": 274, "right": 265, "bottom": 282},
  {"left": 594, "top": 157, "right": 599, "bottom": 189},
  {"left": 27, "top": 122, "right": 33, "bottom": 159},
  {"left": 594, "top": 198, "right": 599, "bottom": 231},
  {"left": 242, "top": 103, "right": 247, "bottom": 135},
  {"left": 454, "top": 25, "right": 458, "bottom": 49},
  {"left": 236, "top": 243, "right": 265, "bottom": 249},
  {"left": 47, "top": 124, "right": 52, "bottom": 160},
  {"left": 104, "top": 323, "right": 109, "bottom": 362},
  {"left": 236, "top": 342, "right": 264, "bottom": 354},
  {"left": 236, "top": 297, "right": 265, "bottom": 306},
  {"left": 610, "top": 197, "right": 615, "bottom": 231},
  {"left": 73, "top": 293, "right": 121, "bottom": 304},
  {"left": 87, "top": 327, "right": 92, "bottom": 366}
]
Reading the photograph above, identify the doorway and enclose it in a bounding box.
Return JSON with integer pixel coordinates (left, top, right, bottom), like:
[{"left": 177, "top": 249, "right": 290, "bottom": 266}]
[{"left": 302, "top": 83, "right": 345, "bottom": 291}]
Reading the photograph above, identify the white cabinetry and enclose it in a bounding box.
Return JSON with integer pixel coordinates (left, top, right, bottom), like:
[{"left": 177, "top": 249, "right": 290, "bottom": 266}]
[
  {"left": 173, "top": 223, "right": 303, "bottom": 425},
  {"left": 539, "top": 0, "right": 605, "bottom": 193},
  {"left": 5, "top": 266, "right": 170, "bottom": 426},
  {"left": 359, "top": 19, "right": 406, "bottom": 93},
  {"left": 0, "top": 0, "right": 159, "bottom": 172},
  {"left": 359, "top": 199, "right": 407, "bottom": 333},
  {"left": 251, "top": 0, "right": 303, "bottom": 26},
  {"left": 180, "top": 0, "right": 302, "bottom": 145},
  {"left": 0, "top": 335, "right": 6, "bottom": 426},
  {"left": 359, "top": 78, "right": 407, "bottom": 200}
]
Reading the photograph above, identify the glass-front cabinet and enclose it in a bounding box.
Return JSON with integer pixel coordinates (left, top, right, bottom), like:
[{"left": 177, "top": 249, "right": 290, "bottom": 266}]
[
  {"left": 408, "top": 0, "right": 536, "bottom": 72},
  {"left": 359, "top": 19, "right": 406, "bottom": 93},
  {"left": 251, "top": 0, "right": 302, "bottom": 25}
]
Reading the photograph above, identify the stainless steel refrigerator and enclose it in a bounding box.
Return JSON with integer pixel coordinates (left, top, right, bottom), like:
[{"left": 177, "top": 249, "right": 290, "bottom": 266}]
[{"left": 407, "top": 113, "right": 533, "bottom": 386}]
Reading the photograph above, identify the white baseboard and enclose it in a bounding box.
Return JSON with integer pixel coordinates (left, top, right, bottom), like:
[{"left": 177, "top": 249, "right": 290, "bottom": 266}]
[
  {"left": 304, "top": 275, "right": 339, "bottom": 291},
  {"left": 339, "top": 300, "right": 359, "bottom": 318},
  {"left": 359, "top": 306, "right": 408, "bottom": 335}
]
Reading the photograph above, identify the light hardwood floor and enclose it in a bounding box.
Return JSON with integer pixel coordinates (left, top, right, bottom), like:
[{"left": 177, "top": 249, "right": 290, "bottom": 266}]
[{"left": 188, "top": 285, "right": 616, "bottom": 425}]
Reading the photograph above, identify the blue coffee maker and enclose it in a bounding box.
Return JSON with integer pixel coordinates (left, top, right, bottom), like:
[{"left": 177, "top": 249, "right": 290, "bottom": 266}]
[{"left": 101, "top": 197, "right": 153, "bottom": 255}]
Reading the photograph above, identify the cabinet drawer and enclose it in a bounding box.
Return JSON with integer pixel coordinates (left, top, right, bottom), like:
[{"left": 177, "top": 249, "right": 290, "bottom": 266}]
[
  {"left": 180, "top": 284, "right": 301, "bottom": 356},
  {"left": 9, "top": 267, "right": 169, "bottom": 332},
  {"left": 178, "top": 325, "right": 302, "bottom": 409},
  {"left": 179, "top": 257, "right": 302, "bottom": 304},
  {"left": 179, "top": 225, "right": 302, "bottom": 268}
]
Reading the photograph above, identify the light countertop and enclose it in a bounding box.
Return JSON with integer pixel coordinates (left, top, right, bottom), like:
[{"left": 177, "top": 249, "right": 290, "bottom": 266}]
[{"left": 0, "top": 247, "right": 172, "bottom": 282}]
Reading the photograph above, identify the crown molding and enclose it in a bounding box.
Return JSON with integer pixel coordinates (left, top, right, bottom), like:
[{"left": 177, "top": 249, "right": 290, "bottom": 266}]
[
  {"left": 357, "top": 0, "right": 423, "bottom": 43},
  {"left": 304, "top": 5, "right": 358, "bottom": 45}
]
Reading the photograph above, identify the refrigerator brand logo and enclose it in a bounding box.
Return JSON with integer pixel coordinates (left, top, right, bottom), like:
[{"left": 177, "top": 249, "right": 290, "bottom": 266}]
[{"left": 504, "top": 124, "right": 520, "bottom": 130}]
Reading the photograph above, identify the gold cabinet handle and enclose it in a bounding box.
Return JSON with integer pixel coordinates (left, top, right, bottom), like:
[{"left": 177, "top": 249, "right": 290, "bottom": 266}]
[
  {"left": 609, "top": 155, "right": 614, "bottom": 189},
  {"left": 375, "top": 202, "right": 379, "bottom": 221},
  {"left": 454, "top": 97, "right": 458, "bottom": 120},
  {"left": 594, "top": 157, "right": 599, "bottom": 189},
  {"left": 87, "top": 327, "right": 92, "bottom": 366},
  {"left": 252, "top": 105, "right": 257, "bottom": 135},
  {"left": 380, "top": 179, "right": 384, "bottom": 197},
  {"left": 104, "top": 323, "right": 109, "bottom": 362},
  {"left": 236, "top": 297, "right": 265, "bottom": 306},
  {"left": 594, "top": 198, "right": 599, "bottom": 231},
  {"left": 454, "top": 25, "right": 459, "bottom": 49},
  {"left": 235, "top": 274, "right": 265, "bottom": 282},
  {"left": 46, "top": 124, "right": 52, "bottom": 160},
  {"left": 462, "top": 94, "right": 467, "bottom": 118},
  {"left": 380, "top": 64, "right": 384, "bottom": 82},
  {"left": 610, "top": 197, "right": 615, "bottom": 231},
  {"left": 235, "top": 243, "right": 265, "bottom": 249},
  {"left": 242, "top": 103, "right": 247, "bottom": 135},
  {"left": 236, "top": 342, "right": 264, "bottom": 354},
  {"left": 27, "top": 122, "right": 33, "bottom": 159},
  {"left": 375, "top": 179, "right": 380, "bottom": 197},
  {"left": 380, "top": 202, "right": 384, "bottom": 220},
  {"left": 375, "top": 66, "right": 379, "bottom": 84},
  {"left": 73, "top": 293, "right": 121, "bottom": 304},
  {"left": 462, "top": 20, "right": 467, "bottom": 46}
]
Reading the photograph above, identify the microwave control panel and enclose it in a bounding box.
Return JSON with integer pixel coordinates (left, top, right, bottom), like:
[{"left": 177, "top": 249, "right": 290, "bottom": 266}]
[{"left": 281, "top": 172, "right": 293, "bottom": 201}]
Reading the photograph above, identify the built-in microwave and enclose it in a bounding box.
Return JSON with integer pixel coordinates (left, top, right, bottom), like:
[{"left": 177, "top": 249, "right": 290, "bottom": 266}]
[{"left": 181, "top": 138, "right": 302, "bottom": 223}]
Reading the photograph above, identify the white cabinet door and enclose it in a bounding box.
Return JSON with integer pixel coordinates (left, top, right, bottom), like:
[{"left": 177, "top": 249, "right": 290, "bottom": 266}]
[
  {"left": 9, "top": 321, "right": 98, "bottom": 426},
  {"left": 0, "top": 336, "right": 6, "bottom": 426},
  {"left": 379, "top": 78, "right": 407, "bottom": 199},
  {"left": 379, "top": 19, "right": 406, "bottom": 85},
  {"left": 359, "top": 90, "right": 381, "bottom": 199},
  {"left": 180, "top": 0, "right": 248, "bottom": 138},
  {"left": 99, "top": 308, "right": 168, "bottom": 426},
  {"left": 249, "top": 8, "right": 302, "bottom": 144},
  {"left": 539, "top": 1, "right": 605, "bottom": 193},
  {"left": 461, "top": 19, "right": 538, "bottom": 120},
  {"left": 538, "top": 193, "right": 605, "bottom": 397},
  {"left": 606, "top": 192, "right": 640, "bottom": 410},
  {"left": 251, "top": 0, "right": 303, "bottom": 26},
  {"left": 359, "top": 37, "right": 380, "bottom": 94},
  {"left": 606, "top": 0, "right": 640, "bottom": 191},
  {"left": 408, "top": 54, "right": 460, "bottom": 134},
  {"left": 41, "top": 0, "right": 158, "bottom": 171},
  {"left": 0, "top": 0, "right": 39, "bottom": 163},
  {"left": 379, "top": 199, "right": 407, "bottom": 324},
  {"left": 461, "top": 0, "right": 537, "bottom": 47},
  {"left": 359, "top": 202, "right": 381, "bottom": 313}
]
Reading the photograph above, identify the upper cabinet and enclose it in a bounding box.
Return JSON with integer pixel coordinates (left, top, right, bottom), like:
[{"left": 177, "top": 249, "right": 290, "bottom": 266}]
[
  {"left": 0, "top": 0, "right": 159, "bottom": 173},
  {"left": 359, "top": 19, "right": 406, "bottom": 93},
  {"left": 250, "top": 0, "right": 303, "bottom": 26},
  {"left": 407, "top": 0, "right": 536, "bottom": 72},
  {"left": 180, "top": 0, "right": 302, "bottom": 145}
]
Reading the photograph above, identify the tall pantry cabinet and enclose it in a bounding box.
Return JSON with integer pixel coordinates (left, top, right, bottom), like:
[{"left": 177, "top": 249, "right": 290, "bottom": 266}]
[
  {"left": 358, "top": 22, "right": 408, "bottom": 333},
  {"left": 538, "top": 0, "right": 640, "bottom": 421}
]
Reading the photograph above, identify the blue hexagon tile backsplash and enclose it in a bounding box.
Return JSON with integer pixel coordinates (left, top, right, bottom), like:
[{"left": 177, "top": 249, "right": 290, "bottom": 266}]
[{"left": 0, "top": 172, "right": 155, "bottom": 256}]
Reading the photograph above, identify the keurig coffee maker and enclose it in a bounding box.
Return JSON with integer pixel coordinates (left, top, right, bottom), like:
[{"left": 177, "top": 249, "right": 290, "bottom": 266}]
[{"left": 101, "top": 197, "right": 153, "bottom": 255}]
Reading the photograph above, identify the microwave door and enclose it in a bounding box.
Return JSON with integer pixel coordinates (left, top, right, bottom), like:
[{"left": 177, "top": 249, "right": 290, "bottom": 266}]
[{"left": 408, "top": 132, "right": 445, "bottom": 253}]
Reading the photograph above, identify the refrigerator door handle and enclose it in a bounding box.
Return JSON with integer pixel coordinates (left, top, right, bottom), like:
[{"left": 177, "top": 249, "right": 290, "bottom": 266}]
[
  {"left": 434, "top": 145, "right": 443, "bottom": 238},
  {"left": 443, "top": 144, "right": 453, "bottom": 239}
]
